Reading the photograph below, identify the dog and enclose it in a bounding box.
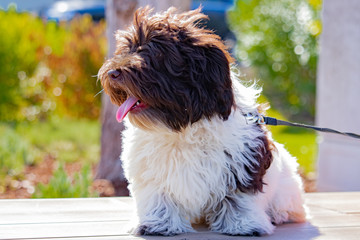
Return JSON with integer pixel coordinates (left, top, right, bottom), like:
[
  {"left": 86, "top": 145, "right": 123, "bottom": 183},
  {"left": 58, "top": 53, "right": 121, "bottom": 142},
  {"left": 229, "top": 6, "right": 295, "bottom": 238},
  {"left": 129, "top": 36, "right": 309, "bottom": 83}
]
[{"left": 98, "top": 7, "right": 307, "bottom": 236}]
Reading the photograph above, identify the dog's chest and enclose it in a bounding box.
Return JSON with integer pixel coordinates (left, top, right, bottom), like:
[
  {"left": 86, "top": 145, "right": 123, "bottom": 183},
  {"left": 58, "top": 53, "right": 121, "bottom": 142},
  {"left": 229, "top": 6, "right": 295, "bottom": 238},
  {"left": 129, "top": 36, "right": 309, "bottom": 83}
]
[
  {"left": 154, "top": 144, "right": 225, "bottom": 208},
  {"left": 124, "top": 128, "right": 229, "bottom": 215}
]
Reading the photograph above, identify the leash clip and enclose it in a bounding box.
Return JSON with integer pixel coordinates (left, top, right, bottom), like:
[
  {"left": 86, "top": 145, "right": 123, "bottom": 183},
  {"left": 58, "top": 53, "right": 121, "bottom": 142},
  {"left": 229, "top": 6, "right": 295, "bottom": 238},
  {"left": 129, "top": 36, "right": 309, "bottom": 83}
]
[{"left": 244, "top": 113, "right": 265, "bottom": 125}]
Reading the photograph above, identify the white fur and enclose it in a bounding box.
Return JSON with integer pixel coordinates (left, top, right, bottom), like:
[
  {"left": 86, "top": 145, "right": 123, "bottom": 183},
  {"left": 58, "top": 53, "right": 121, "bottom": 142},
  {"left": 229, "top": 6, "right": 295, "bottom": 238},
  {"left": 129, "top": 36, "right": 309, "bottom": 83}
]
[{"left": 120, "top": 73, "right": 307, "bottom": 236}]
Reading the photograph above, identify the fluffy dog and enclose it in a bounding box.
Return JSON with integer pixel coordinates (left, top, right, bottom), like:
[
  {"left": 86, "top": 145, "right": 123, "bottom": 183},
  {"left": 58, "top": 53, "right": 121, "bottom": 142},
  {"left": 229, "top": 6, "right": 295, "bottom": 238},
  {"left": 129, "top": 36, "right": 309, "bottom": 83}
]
[{"left": 98, "top": 7, "right": 307, "bottom": 236}]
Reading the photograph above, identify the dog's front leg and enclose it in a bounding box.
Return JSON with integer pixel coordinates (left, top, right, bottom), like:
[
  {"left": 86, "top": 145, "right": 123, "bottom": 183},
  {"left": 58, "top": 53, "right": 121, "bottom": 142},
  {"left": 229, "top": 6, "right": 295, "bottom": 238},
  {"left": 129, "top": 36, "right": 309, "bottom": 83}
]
[
  {"left": 132, "top": 193, "right": 195, "bottom": 236},
  {"left": 207, "top": 193, "right": 275, "bottom": 236}
]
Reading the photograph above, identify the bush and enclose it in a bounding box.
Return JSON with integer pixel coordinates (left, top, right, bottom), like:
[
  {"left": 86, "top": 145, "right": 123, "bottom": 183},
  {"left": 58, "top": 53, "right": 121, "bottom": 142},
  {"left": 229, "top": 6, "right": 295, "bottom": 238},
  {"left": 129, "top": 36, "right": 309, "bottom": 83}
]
[
  {"left": 32, "top": 163, "right": 98, "bottom": 198},
  {"left": 44, "top": 16, "right": 107, "bottom": 119},
  {"left": 228, "top": 0, "right": 321, "bottom": 122},
  {"left": 0, "top": 7, "right": 106, "bottom": 122},
  {"left": 0, "top": 124, "right": 39, "bottom": 181},
  {"left": 0, "top": 7, "right": 47, "bottom": 121}
]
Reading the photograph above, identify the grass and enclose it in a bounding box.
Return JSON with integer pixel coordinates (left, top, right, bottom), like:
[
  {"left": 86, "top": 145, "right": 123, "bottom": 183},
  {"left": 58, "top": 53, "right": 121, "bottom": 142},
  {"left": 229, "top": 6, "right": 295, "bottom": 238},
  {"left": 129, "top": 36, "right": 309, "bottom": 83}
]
[
  {"left": 0, "top": 124, "right": 39, "bottom": 180},
  {"left": 15, "top": 117, "right": 100, "bottom": 164},
  {"left": 0, "top": 117, "right": 100, "bottom": 198},
  {"left": 270, "top": 126, "right": 317, "bottom": 173}
]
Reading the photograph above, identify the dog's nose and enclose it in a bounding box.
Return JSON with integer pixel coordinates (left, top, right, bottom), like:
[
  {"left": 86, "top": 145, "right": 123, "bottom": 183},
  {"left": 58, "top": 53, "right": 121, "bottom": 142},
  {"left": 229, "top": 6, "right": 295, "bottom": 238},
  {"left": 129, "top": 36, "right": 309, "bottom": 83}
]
[{"left": 108, "top": 69, "right": 121, "bottom": 81}]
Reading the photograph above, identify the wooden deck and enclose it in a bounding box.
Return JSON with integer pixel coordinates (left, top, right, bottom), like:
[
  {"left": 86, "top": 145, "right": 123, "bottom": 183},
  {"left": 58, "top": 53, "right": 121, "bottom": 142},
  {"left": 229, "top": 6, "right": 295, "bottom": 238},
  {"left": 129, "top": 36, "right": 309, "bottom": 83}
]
[{"left": 1, "top": 192, "right": 360, "bottom": 240}]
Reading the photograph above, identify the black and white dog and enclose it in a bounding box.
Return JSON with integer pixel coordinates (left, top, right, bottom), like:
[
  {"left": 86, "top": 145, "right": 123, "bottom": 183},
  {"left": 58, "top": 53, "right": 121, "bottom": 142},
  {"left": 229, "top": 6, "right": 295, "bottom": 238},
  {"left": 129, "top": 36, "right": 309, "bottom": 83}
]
[{"left": 99, "top": 7, "right": 307, "bottom": 236}]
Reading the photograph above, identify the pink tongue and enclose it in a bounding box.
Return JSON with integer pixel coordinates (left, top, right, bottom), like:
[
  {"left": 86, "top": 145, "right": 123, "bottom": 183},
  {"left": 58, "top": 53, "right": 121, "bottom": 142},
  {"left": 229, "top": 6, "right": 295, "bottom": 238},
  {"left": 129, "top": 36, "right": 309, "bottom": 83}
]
[{"left": 116, "top": 96, "right": 139, "bottom": 122}]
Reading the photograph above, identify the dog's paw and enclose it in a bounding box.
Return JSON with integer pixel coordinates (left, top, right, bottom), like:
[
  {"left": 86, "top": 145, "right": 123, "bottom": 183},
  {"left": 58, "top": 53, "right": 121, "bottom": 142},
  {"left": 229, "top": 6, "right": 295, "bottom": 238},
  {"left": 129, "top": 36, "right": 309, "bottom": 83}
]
[
  {"left": 133, "top": 223, "right": 195, "bottom": 236},
  {"left": 217, "top": 222, "right": 276, "bottom": 236},
  {"left": 222, "top": 228, "right": 268, "bottom": 237},
  {"left": 210, "top": 212, "right": 275, "bottom": 236},
  {"left": 134, "top": 225, "right": 173, "bottom": 236}
]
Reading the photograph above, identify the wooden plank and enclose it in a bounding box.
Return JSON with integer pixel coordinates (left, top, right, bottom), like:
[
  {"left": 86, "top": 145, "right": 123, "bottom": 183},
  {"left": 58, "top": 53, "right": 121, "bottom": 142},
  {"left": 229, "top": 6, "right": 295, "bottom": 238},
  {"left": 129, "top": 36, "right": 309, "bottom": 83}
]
[
  {"left": 0, "top": 197, "right": 134, "bottom": 214},
  {"left": 0, "top": 221, "right": 130, "bottom": 239},
  {"left": 309, "top": 214, "right": 360, "bottom": 228},
  {"left": 6, "top": 227, "right": 360, "bottom": 240},
  {"left": 2, "top": 217, "right": 360, "bottom": 240},
  {"left": 306, "top": 192, "right": 360, "bottom": 214},
  {"left": 0, "top": 193, "right": 360, "bottom": 240},
  {"left": 0, "top": 211, "right": 131, "bottom": 225},
  {"left": 0, "top": 197, "right": 134, "bottom": 224}
]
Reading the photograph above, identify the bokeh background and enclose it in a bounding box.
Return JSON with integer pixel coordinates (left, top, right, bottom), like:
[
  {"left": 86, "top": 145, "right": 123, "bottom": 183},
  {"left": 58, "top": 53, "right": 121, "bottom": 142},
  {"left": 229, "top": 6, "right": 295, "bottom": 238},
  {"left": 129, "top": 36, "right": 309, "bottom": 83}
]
[{"left": 0, "top": 0, "right": 321, "bottom": 198}]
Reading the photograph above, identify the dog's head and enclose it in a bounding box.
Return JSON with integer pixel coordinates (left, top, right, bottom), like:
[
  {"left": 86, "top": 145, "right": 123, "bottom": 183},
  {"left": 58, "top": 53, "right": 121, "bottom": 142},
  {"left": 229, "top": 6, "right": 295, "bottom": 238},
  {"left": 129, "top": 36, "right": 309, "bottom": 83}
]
[{"left": 99, "top": 7, "right": 235, "bottom": 131}]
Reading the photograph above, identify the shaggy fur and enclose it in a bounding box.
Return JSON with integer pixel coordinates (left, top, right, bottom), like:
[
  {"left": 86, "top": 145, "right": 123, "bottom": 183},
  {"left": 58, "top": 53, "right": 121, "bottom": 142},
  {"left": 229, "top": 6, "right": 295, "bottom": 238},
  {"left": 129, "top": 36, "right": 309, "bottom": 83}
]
[{"left": 98, "top": 7, "right": 307, "bottom": 236}]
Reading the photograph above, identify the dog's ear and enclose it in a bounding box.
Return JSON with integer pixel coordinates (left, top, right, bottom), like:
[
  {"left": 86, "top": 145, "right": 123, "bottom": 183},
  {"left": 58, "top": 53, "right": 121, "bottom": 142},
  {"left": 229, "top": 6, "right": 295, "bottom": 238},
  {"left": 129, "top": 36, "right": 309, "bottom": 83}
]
[
  {"left": 193, "top": 44, "right": 234, "bottom": 123},
  {"left": 174, "top": 9, "right": 235, "bottom": 124}
]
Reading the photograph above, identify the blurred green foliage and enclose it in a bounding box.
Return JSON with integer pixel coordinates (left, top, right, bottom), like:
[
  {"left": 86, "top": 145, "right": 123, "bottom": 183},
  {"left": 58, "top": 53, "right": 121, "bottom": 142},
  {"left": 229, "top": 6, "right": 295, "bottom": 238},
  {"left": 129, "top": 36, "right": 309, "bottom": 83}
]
[
  {"left": 272, "top": 127, "right": 316, "bottom": 173},
  {"left": 0, "top": 118, "right": 100, "bottom": 197},
  {"left": 229, "top": 0, "right": 322, "bottom": 122},
  {"left": 0, "top": 6, "right": 105, "bottom": 198},
  {"left": 0, "top": 6, "right": 106, "bottom": 122},
  {"left": 0, "top": 124, "right": 39, "bottom": 181},
  {"left": 16, "top": 117, "right": 100, "bottom": 164},
  {"left": 32, "top": 163, "right": 98, "bottom": 198}
]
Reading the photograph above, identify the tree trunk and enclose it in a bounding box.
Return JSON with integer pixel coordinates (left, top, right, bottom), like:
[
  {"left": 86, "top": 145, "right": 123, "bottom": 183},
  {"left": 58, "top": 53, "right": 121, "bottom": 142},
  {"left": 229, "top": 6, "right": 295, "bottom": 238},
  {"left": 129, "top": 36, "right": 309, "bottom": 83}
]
[
  {"left": 96, "top": 0, "right": 137, "bottom": 196},
  {"left": 96, "top": 0, "right": 190, "bottom": 196}
]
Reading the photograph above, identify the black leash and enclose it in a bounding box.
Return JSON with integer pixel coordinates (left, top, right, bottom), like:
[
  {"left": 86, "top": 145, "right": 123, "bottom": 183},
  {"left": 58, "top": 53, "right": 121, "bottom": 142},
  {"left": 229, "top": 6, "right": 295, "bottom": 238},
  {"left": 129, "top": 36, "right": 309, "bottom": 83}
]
[{"left": 244, "top": 113, "right": 360, "bottom": 140}]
